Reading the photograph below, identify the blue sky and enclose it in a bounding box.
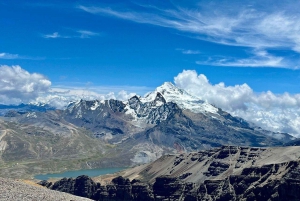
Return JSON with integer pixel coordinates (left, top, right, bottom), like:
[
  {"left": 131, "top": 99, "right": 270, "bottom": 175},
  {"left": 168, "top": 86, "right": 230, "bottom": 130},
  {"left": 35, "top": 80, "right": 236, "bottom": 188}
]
[
  {"left": 1, "top": 0, "right": 300, "bottom": 93},
  {"left": 1, "top": 0, "right": 300, "bottom": 136}
]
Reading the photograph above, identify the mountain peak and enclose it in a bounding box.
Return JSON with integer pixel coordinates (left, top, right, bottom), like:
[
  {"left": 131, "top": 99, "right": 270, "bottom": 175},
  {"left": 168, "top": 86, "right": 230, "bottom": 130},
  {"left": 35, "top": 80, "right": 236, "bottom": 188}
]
[
  {"left": 155, "top": 82, "right": 185, "bottom": 97},
  {"left": 141, "top": 82, "right": 219, "bottom": 115},
  {"left": 157, "top": 82, "right": 177, "bottom": 90}
]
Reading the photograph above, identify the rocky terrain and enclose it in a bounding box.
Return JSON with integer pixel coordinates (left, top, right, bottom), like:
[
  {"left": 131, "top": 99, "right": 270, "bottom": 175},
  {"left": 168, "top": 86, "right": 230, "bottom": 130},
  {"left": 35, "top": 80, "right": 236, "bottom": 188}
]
[
  {"left": 0, "top": 82, "right": 295, "bottom": 178},
  {"left": 0, "top": 177, "right": 92, "bottom": 201},
  {"left": 39, "top": 146, "right": 300, "bottom": 201},
  {"left": 121, "top": 145, "right": 300, "bottom": 184}
]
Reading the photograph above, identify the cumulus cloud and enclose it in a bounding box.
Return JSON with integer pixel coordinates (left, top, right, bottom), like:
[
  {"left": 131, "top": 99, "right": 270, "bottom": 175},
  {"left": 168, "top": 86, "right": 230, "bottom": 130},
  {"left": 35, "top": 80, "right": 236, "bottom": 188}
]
[
  {"left": 0, "top": 65, "right": 51, "bottom": 104},
  {"left": 116, "top": 90, "right": 136, "bottom": 100},
  {"left": 174, "top": 70, "right": 300, "bottom": 136},
  {"left": 1, "top": 65, "right": 299, "bottom": 137},
  {"left": 0, "top": 66, "right": 146, "bottom": 108}
]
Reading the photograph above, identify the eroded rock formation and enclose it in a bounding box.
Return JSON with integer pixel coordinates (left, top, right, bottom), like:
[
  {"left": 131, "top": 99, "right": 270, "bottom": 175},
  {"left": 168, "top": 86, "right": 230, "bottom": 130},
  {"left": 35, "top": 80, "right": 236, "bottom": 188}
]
[{"left": 38, "top": 146, "right": 300, "bottom": 201}]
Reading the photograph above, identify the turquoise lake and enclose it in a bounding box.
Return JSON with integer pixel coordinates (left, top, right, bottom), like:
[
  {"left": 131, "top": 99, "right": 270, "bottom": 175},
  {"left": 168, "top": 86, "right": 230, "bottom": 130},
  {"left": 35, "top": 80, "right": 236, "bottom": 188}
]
[{"left": 34, "top": 167, "right": 126, "bottom": 180}]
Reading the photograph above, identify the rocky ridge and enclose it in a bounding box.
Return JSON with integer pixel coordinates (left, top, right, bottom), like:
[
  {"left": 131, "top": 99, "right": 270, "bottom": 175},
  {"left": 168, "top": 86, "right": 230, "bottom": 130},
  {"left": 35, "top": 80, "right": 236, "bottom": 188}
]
[
  {"left": 59, "top": 83, "right": 291, "bottom": 164},
  {"left": 40, "top": 146, "right": 300, "bottom": 201}
]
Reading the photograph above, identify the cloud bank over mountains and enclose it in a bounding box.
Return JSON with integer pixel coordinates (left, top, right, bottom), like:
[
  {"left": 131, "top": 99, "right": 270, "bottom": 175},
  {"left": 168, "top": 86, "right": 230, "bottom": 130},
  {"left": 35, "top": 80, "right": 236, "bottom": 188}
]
[
  {"left": 0, "top": 65, "right": 137, "bottom": 108},
  {"left": 0, "top": 65, "right": 299, "bottom": 137},
  {"left": 174, "top": 70, "right": 300, "bottom": 136}
]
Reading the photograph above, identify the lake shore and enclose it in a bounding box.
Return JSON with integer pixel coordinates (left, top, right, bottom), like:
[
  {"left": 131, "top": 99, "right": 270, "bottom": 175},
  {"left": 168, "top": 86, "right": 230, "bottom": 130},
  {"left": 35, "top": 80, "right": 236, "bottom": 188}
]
[{"left": 34, "top": 167, "right": 127, "bottom": 181}]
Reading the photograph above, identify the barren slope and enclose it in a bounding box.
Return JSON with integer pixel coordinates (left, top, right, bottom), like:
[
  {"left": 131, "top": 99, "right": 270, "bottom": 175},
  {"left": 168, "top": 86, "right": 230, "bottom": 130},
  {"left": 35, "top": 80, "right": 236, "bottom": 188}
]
[{"left": 120, "top": 146, "right": 300, "bottom": 184}]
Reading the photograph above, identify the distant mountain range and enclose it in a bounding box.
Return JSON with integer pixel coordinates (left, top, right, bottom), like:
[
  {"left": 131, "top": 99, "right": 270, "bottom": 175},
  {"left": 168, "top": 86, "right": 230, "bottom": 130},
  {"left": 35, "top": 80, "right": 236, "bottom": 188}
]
[
  {"left": 0, "top": 103, "right": 55, "bottom": 116},
  {"left": 0, "top": 82, "right": 296, "bottom": 178}
]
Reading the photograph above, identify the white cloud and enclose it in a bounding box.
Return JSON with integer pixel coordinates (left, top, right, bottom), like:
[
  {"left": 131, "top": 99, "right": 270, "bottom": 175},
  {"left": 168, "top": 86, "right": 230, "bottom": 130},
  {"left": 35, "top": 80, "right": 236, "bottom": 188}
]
[
  {"left": 0, "top": 52, "right": 44, "bottom": 60},
  {"left": 174, "top": 70, "right": 300, "bottom": 137},
  {"left": 0, "top": 53, "right": 19, "bottom": 59},
  {"left": 43, "top": 32, "right": 61, "bottom": 38},
  {"left": 32, "top": 87, "right": 137, "bottom": 109},
  {"left": 77, "top": 30, "right": 99, "bottom": 38},
  {"left": 78, "top": 1, "right": 300, "bottom": 69},
  {"left": 174, "top": 70, "right": 253, "bottom": 111},
  {"left": 177, "top": 49, "right": 201, "bottom": 55},
  {"left": 196, "top": 49, "right": 291, "bottom": 68},
  {"left": 0, "top": 65, "right": 51, "bottom": 104},
  {"left": 0, "top": 66, "right": 128, "bottom": 107},
  {"left": 43, "top": 30, "right": 100, "bottom": 39},
  {"left": 117, "top": 90, "right": 136, "bottom": 100},
  {"left": 3, "top": 65, "right": 299, "bottom": 137},
  {"left": 78, "top": 2, "right": 296, "bottom": 49},
  {"left": 33, "top": 88, "right": 112, "bottom": 108}
]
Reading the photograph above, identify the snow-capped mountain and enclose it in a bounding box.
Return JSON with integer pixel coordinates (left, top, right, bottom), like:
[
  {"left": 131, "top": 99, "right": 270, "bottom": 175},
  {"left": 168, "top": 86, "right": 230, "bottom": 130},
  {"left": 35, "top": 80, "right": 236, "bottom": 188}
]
[
  {"left": 63, "top": 82, "right": 291, "bottom": 150},
  {"left": 141, "top": 82, "right": 218, "bottom": 114},
  {"left": 66, "top": 82, "right": 222, "bottom": 127},
  {"left": 2, "top": 82, "right": 294, "bottom": 166},
  {"left": 0, "top": 82, "right": 295, "bottom": 178}
]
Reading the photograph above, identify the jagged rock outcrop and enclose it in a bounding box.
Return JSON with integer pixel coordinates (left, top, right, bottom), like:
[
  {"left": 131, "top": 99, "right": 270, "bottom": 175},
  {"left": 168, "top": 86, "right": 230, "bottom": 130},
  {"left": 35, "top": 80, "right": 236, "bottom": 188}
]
[
  {"left": 38, "top": 180, "right": 53, "bottom": 188},
  {"left": 186, "top": 161, "right": 300, "bottom": 201},
  {"left": 50, "top": 175, "right": 98, "bottom": 199},
  {"left": 42, "top": 175, "right": 154, "bottom": 201}
]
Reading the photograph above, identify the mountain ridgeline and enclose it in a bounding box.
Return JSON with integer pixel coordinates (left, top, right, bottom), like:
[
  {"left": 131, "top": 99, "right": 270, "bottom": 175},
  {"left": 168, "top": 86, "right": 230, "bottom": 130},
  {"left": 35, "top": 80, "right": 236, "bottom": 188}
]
[
  {"left": 39, "top": 146, "right": 300, "bottom": 201},
  {"left": 0, "top": 82, "right": 295, "bottom": 178},
  {"left": 62, "top": 82, "right": 291, "bottom": 154}
]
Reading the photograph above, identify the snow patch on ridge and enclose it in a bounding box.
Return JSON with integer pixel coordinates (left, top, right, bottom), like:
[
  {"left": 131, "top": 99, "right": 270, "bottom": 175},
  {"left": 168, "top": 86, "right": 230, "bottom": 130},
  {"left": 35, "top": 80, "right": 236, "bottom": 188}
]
[{"left": 90, "top": 100, "right": 100, "bottom": 110}]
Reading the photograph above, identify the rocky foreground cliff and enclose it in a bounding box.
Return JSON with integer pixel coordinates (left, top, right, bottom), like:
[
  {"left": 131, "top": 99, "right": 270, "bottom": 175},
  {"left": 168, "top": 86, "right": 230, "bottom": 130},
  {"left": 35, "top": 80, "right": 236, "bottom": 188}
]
[{"left": 38, "top": 146, "right": 300, "bottom": 201}]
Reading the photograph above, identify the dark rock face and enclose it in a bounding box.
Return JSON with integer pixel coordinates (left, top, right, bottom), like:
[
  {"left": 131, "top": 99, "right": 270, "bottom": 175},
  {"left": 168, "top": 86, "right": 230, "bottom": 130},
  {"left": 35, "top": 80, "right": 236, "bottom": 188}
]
[
  {"left": 204, "top": 161, "right": 230, "bottom": 176},
  {"left": 152, "top": 176, "right": 186, "bottom": 200},
  {"left": 189, "top": 161, "right": 300, "bottom": 201},
  {"left": 37, "top": 180, "right": 52, "bottom": 188},
  {"left": 50, "top": 175, "right": 97, "bottom": 199},
  {"left": 44, "top": 175, "right": 154, "bottom": 201}
]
